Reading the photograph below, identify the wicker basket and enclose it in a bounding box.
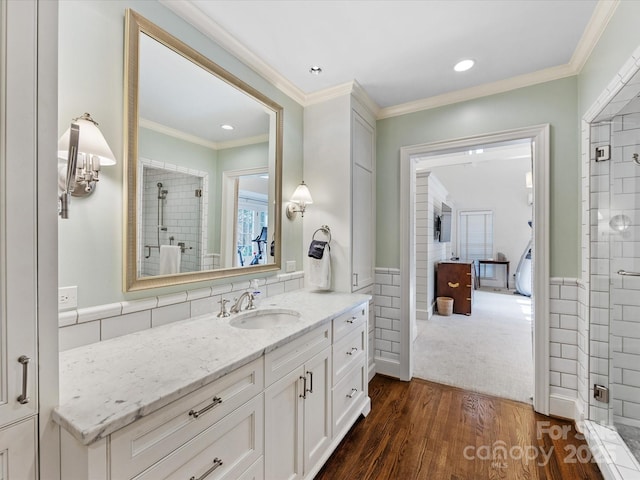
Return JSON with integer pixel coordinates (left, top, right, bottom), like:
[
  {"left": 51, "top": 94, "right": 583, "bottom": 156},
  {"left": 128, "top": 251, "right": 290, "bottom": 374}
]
[{"left": 436, "top": 296, "right": 454, "bottom": 316}]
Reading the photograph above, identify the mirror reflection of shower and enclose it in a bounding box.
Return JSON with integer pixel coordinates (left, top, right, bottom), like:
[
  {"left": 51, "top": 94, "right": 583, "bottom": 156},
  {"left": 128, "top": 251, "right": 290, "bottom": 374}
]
[
  {"left": 139, "top": 161, "right": 207, "bottom": 277},
  {"left": 157, "top": 182, "right": 168, "bottom": 232}
]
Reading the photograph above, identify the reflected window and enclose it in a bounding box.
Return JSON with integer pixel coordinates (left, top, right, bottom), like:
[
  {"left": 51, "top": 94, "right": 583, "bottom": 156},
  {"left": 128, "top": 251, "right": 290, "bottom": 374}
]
[{"left": 236, "top": 194, "right": 268, "bottom": 266}]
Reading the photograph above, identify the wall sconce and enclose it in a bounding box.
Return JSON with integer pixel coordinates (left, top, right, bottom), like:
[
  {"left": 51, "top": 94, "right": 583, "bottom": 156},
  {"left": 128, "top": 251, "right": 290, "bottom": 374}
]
[
  {"left": 58, "top": 113, "right": 116, "bottom": 218},
  {"left": 286, "top": 181, "right": 313, "bottom": 220}
]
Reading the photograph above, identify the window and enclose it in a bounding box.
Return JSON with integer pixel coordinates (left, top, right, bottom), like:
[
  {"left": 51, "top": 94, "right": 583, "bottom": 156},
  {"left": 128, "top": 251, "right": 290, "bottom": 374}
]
[
  {"left": 236, "top": 194, "right": 268, "bottom": 266},
  {"left": 458, "top": 210, "right": 494, "bottom": 278}
]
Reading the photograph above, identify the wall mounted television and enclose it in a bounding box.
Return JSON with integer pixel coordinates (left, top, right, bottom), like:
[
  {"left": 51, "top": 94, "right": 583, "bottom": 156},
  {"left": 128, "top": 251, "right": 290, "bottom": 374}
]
[{"left": 436, "top": 202, "right": 452, "bottom": 243}]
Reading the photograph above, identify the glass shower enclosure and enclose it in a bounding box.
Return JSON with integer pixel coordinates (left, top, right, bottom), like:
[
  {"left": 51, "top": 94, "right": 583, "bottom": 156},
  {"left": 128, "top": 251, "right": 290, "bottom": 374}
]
[{"left": 587, "top": 65, "right": 640, "bottom": 478}]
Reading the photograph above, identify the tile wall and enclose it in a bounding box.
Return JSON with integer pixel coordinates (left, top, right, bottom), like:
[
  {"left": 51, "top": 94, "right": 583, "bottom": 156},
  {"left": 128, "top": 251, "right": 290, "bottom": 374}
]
[
  {"left": 416, "top": 172, "right": 448, "bottom": 320},
  {"left": 374, "top": 267, "right": 401, "bottom": 366},
  {"left": 58, "top": 272, "right": 304, "bottom": 351},
  {"left": 549, "top": 278, "right": 580, "bottom": 404},
  {"left": 140, "top": 159, "right": 209, "bottom": 276}
]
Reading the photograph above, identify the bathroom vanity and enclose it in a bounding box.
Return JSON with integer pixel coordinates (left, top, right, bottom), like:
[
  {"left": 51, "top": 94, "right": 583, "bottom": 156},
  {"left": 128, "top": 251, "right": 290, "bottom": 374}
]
[{"left": 54, "top": 290, "right": 371, "bottom": 480}]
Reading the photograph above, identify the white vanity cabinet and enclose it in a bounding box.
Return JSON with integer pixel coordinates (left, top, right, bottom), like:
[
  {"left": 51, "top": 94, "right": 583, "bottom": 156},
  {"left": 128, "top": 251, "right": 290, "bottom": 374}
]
[
  {"left": 264, "top": 346, "right": 331, "bottom": 479},
  {"left": 264, "top": 323, "right": 332, "bottom": 479},
  {"left": 303, "top": 85, "right": 376, "bottom": 294},
  {"left": 61, "top": 358, "right": 265, "bottom": 480},
  {"left": 57, "top": 294, "right": 371, "bottom": 480}
]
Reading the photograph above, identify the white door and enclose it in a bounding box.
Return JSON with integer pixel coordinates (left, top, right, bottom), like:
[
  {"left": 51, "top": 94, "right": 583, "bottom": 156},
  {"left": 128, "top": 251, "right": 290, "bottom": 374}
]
[{"left": 0, "top": 5, "right": 40, "bottom": 478}]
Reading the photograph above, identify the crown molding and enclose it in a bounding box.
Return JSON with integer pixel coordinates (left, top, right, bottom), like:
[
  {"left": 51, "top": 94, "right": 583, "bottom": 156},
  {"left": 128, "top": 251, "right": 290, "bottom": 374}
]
[
  {"left": 378, "top": 64, "right": 576, "bottom": 119},
  {"left": 139, "top": 118, "right": 268, "bottom": 150},
  {"left": 161, "top": 0, "right": 618, "bottom": 120},
  {"left": 159, "top": 0, "right": 307, "bottom": 106},
  {"left": 217, "top": 134, "right": 269, "bottom": 150},
  {"left": 377, "top": 0, "right": 618, "bottom": 119},
  {"left": 569, "top": 0, "right": 619, "bottom": 73}
]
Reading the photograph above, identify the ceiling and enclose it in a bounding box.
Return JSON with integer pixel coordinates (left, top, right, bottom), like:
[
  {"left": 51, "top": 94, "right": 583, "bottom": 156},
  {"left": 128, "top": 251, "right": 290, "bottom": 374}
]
[{"left": 163, "top": 0, "right": 611, "bottom": 115}]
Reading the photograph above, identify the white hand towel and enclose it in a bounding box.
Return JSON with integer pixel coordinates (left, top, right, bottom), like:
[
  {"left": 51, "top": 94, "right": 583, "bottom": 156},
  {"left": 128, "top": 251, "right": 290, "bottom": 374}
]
[
  {"left": 159, "top": 245, "right": 181, "bottom": 275},
  {"left": 308, "top": 244, "right": 331, "bottom": 290}
]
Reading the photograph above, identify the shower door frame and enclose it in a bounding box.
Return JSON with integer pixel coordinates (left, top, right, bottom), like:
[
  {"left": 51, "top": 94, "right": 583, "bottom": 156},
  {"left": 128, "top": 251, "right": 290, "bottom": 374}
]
[{"left": 582, "top": 44, "right": 640, "bottom": 479}]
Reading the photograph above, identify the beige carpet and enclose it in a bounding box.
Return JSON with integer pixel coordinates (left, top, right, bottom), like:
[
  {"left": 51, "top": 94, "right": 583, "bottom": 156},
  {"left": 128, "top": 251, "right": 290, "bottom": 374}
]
[{"left": 413, "top": 289, "right": 533, "bottom": 404}]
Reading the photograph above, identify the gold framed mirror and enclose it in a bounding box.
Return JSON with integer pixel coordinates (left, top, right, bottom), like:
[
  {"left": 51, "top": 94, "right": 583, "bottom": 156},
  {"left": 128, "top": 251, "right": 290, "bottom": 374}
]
[{"left": 124, "top": 9, "right": 282, "bottom": 291}]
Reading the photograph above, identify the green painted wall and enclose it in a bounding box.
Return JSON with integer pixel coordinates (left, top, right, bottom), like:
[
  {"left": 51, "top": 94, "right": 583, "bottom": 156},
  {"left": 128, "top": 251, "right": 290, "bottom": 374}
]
[
  {"left": 578, "top": 1, "right": 640, "bottom": 116},
  {"left": 58, "top": 0, "right": 303, "bottom": 307},
  {"left": 376, "top": 77, "right": 580, "bottom": 277}
]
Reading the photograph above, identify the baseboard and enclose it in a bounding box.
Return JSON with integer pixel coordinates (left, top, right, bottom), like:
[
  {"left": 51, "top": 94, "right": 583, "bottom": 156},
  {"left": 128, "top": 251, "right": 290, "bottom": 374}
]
[
  {"left": 549, "top": 393, "right": 578, "bottom": 422},
  {"left": 374, "top": 357, "right": 401, "bottom": 379},
  {"left": 416, "top": 309, "right": 428, "bottom": 321}
]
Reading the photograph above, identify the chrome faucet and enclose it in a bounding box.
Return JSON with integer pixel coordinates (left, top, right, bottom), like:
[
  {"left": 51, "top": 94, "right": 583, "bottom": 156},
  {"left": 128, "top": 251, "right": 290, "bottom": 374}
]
[{"left": 230, "top": 291, "right": 255, "bottom": 313}]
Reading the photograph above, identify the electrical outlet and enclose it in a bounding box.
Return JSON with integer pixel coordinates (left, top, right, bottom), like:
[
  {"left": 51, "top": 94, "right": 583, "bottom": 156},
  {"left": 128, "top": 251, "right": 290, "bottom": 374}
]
[
  {"left": 286, "top": 260, "right": 296, "bottom": 273},
  {"left": 59, "top": 286, "right": 78, "bottom": 310}
]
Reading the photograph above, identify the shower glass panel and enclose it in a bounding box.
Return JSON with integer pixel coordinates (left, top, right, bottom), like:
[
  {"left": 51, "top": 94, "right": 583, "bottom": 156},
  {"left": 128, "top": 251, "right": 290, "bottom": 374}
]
[
  {"left": 609, "top": 108, "right": 640, "bottom": 463},
  {"left": 140, "top": 165, "right": 205, "bottom": 276},
  {"left": 594, "top": 92, "right": 640, "bottom": 464}
]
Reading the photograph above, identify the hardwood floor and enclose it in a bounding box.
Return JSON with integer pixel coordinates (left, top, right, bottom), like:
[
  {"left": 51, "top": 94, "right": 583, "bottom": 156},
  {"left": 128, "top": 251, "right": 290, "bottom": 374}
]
[{"left": 315, "top": 375, "right": 603, "bottom": 480}]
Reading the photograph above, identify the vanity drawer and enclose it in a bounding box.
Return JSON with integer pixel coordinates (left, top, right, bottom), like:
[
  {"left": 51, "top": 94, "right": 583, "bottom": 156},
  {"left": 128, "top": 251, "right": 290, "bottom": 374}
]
[
  {"left": 332, "top": 363, "right": 366, "bottom": 436},
  {"left": 264, "top": 323, "right": 331, "bottom": 386},
  {"left": 332, "top": 303, "right": 367, "bottom": 340},
  {"left": 133, "top": 394, "right": 264, "bottom": 480},
  {"left": 111, "top": 358, "right": 263, "bottom": 480},
  {"left": 332, "top": 323, "right": 366, "bottom": 386}
]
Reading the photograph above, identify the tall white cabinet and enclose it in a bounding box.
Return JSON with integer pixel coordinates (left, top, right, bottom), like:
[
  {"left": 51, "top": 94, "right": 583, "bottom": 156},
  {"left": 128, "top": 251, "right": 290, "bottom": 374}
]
[
  {"left": 1, "top": 1, "right": 39, "bottom": 477},
  {"left": 1, "top": 1, "right": 58, "bottom": 478},
  {"left": 303, "top": 84, "right": 376, "bottom": 294}
]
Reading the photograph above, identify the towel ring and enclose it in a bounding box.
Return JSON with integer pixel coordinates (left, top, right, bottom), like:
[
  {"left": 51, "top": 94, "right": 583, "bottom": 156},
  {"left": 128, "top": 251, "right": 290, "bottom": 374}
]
[{"left": 312, "top": 225, "right": 331, "bottom": 243}]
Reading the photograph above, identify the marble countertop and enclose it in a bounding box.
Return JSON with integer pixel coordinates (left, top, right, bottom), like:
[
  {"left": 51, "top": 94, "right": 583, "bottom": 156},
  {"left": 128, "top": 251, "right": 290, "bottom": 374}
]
[{"left": 53, "top": 289, "right": 370, "bottom": 446}]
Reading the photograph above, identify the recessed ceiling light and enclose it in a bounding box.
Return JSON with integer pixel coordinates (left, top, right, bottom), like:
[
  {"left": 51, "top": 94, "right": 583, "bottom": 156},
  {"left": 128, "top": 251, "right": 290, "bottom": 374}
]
[
  {"left": 309, "top": 66, "right": 323, "bottom": 75},
  {"left": 454, "top": 59, "right": 475, "bottom": 72},
  {"left": 221, "top": 124, "right": 234, "bottom": 130}
]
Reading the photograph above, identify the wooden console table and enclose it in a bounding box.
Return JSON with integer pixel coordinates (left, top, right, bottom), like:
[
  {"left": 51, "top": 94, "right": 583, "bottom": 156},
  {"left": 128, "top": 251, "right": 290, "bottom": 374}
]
[{"left": 477, "top": 259, "right": 510, "bottom": 289}]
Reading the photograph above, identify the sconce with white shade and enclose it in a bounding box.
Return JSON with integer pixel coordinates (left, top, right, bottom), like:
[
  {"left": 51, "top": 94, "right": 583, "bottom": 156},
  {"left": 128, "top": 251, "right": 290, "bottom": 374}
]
[
  {"left": 286, "top": 181, "right": 313, "bottom": 220},
  {"left": 58, "top": 113, "right": 116, "bottom": 218}
]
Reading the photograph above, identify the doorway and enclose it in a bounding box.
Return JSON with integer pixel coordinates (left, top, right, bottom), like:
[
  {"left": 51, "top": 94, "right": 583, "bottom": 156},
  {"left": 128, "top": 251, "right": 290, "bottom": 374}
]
[
  {"left": 411, "top": 140, "right": 534, "bottom": 403},
  {"left": 399, "top": 125, "right": 550, "bottom": 415}
]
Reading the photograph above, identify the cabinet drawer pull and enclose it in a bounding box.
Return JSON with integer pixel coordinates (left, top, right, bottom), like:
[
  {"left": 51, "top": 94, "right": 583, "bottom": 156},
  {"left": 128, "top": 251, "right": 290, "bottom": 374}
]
[
  {"left": 346, "top": 347, "right": 358, "bottom": 356},
  {"left": 447, "top": 282, "right": 459, "bottom": 288},
  {"left": 307, "top": 371, "right": 313, "bottom": 394},
  {"left": 189, "top": 457, "right": 223, "bottom": 480},
  {"left": 346, "top": 316, "right": 356, "bottom": 324},
  {"left": 188, "top": 396, "right": 222, "bottom": 419},
  {"left": 300, "top": 375, "right": 307, "bottom": 399},
  {"left": 17, "top": 355, "right": 30, "bottom": 404},
  {"left": 346, "top": 388, "right": 358, "bottom": 399}
]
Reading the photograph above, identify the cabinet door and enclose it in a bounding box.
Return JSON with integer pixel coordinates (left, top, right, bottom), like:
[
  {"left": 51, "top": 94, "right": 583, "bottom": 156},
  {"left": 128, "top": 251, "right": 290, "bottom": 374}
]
[
  {"left": 264, "top": 366, "right": 304, "bottom": 480},
  {"left": 0, "top": 418, "right": 38, "bottom": 480},
  {"left": 352, "top": 164, "right": 374, "bottom": 290},
  {"left": 303, "top": 348, "right": 331, "bottom": 473},
  {"left": 0, "top": 0, "right": 39, "bottom": 427},
  {"left": 351, "top": 111, "right": 375, "bottom": 291}
]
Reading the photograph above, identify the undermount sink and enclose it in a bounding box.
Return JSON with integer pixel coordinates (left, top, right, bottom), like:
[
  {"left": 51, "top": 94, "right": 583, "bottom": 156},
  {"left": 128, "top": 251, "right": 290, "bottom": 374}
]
[{"left": 229, "top": 308, "right": 301, "bottom": 329}]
